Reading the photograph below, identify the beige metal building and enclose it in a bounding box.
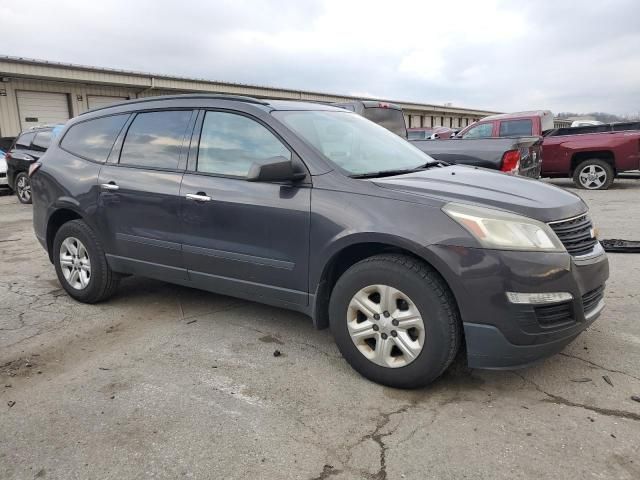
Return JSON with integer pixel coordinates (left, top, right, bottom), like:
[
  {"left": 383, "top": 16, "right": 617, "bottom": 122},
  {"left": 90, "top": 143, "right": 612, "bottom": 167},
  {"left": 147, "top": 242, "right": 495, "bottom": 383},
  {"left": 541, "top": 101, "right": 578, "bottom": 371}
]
[{"left": 0, "top": 56, "right": 498, "bottom": 138}]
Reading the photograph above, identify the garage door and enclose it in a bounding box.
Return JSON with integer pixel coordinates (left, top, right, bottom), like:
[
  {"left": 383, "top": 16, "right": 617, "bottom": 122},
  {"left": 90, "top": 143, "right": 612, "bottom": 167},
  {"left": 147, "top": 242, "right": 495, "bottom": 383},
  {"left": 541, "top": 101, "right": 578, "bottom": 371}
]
[
  {"left": 17, "top": 91, "right": 71, "bottom": 130},
  {"left": 87, "top": 95, "right": 128, "bottom": 109}
]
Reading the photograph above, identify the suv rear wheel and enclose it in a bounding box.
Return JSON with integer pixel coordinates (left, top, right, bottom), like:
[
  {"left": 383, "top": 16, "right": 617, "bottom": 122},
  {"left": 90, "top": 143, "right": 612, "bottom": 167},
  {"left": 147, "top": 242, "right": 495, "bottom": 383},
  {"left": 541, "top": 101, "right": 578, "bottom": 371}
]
[
  {"left": 573, "top": 159, "right": 614, "bottom": 190},
  {"left": 53, "top": 220, "right": 120, "bottom": 303},
  {"left": 329, "top": 254, "right": 460, "bottom": 388},
  {"left": 15, "top": 172, "right": 32, "bottom": 204}
]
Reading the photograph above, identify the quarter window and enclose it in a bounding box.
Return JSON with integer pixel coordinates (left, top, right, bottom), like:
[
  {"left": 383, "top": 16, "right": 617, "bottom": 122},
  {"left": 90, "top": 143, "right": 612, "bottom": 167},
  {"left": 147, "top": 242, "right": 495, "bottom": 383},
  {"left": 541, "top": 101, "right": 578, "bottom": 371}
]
[
  {"left": 462, "top": 123, "right": 493, "bottom": 139},
  {"left": 197, "top": 112, "right": 290, "bottom": 177},
  {"left": 61, "top": 115, "right": 128, "bottom": 162},
  {"left": 15, "top": 132, "right": 36, "bottom": 149},
  {"left": 31, "top": 130, "right": 53, "bottom": 152},
  {"left": 120, "top": 110, "right": 192, "bottom": 169}
]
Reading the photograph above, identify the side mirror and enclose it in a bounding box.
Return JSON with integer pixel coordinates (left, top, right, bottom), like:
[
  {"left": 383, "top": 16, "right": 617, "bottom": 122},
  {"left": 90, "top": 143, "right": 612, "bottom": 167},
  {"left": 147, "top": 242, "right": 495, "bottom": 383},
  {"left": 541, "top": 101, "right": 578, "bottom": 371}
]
[{"left": 246, "top": 156, "right": 305, "bottom": 182}]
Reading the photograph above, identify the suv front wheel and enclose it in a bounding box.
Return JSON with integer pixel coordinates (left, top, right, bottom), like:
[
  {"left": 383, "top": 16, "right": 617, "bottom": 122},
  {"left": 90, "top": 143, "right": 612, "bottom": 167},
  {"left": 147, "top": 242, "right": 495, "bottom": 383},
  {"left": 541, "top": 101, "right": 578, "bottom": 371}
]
[
  {"left": 329, "top": 254, "right": 461, "bottom": 388},
  {"left": 53, "top": 220, "right": 120, "bottom": 303}
]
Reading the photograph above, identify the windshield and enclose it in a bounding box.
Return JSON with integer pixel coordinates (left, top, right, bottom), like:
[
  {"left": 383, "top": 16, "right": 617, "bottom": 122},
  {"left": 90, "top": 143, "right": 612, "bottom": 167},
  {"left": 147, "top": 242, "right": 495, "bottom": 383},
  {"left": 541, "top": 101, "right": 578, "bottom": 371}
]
[{"left": 272, "top": 110, "right": 435, "bottom": 175}]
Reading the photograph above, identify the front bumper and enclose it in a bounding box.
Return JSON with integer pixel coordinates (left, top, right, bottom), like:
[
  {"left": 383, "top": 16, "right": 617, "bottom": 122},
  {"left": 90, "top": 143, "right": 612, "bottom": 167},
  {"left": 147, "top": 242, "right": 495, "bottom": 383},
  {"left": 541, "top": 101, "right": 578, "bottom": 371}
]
[{"left": 427, "top": 243, "right": 609, "bottom": 369}]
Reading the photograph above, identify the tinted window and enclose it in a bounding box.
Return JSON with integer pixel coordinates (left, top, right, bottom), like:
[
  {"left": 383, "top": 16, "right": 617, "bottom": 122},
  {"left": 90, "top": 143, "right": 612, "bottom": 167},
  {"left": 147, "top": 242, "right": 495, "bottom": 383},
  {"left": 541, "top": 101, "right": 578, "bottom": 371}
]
[
  {"left": 362, "top": 107, "right": 407, "bottom": 137},
  {"left": 335, "top": 104, "right": 355, "bottom": 112},
  {"left": 120, "top": 110, "right": 192, "bottom": 169},
  {"left": 499, "top": 119, "right": 533, "bottom": 136},
  {"left": 15, "top": 132, "right": 36, "bottom": 149},
  {"left": 407, "top": 130, "right": 428, "bottom": 140},
  {"left": 462, "top": 123, "right": 493, "bottom": 139},
  {"left": 62, "top": 115, "right": 128, "bottom": 162},
  {"left": 31, "top": 130, "right": 53, "bottom": 152},
  {"left": 197, "top": 112, "right": 290, "bottom": 177}
]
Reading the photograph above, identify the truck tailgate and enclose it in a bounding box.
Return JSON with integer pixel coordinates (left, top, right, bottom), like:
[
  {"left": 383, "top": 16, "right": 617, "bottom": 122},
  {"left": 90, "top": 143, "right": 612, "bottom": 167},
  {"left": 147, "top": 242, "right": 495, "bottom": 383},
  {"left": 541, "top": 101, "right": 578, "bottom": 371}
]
[{"left": 411, "top": 136, "right": 543, "bottom": 177}]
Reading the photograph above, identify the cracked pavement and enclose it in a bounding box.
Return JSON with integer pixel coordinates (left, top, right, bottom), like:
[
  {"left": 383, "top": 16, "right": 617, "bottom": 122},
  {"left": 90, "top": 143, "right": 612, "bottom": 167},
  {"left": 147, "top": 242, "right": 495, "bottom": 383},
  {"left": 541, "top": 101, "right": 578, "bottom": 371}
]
[{"left": 1, "top": 179, "right": 640, "bottom": 480}]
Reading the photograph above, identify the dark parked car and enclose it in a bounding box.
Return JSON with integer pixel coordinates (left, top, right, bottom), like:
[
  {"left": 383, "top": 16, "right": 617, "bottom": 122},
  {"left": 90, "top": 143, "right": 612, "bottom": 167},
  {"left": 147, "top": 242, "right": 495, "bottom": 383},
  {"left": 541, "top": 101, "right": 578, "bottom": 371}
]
[
  {"left": 31, "top": 94, "right": 609, "bottom": 388},
  {"left": 411, "top": 136, "right": 543, "bottom": 177},
  {"left": 5, "top": 125, "right": 64, "bottom": 203},
  {"left": 332, "top": 100, "right": 407, "bottom": 137}
]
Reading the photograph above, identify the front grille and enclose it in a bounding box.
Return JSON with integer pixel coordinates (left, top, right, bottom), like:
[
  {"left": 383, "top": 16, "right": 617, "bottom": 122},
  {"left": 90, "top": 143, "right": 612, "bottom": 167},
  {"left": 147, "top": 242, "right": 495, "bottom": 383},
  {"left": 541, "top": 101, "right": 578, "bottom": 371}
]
[
  {"left": 549, "top": 214, "right": 597, "bottom": 256},
  {"left": 535, "top": 302, "right": 572, "bottom": 326},
  {"left": 0, "top": 172, "right": 6, "bottom": 178},
  {"left": 582, "top": 285, "right": 605, "bottom": 313}
]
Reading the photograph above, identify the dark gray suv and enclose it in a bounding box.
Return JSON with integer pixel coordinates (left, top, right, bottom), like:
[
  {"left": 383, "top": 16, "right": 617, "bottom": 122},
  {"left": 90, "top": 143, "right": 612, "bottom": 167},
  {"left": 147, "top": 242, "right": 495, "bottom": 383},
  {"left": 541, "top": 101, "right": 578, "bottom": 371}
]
[{"left": 31, "top": 94, "right": 609, "bottom": 388}]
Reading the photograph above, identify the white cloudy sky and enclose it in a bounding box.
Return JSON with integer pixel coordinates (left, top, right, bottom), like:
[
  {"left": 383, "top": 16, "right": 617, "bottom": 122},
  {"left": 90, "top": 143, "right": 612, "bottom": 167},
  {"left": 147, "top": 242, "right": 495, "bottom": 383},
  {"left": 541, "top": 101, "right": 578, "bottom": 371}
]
[{"left": 1, "top": 0, "right": 639, "bottom": 115}]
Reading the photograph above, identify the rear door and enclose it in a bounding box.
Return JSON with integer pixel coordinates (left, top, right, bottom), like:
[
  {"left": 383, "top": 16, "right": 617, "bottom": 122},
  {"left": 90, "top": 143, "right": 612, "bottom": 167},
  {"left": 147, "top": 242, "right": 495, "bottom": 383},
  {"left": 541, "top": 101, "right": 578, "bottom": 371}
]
[
  {"left": 6, "top": 132, "right": 37, "bottom": 188},
  {"left": 97, "top": 109, "right": 196, "bottom": 281},
  {"left": 179, "top": 109, "right": 311, "bottom": 308}
]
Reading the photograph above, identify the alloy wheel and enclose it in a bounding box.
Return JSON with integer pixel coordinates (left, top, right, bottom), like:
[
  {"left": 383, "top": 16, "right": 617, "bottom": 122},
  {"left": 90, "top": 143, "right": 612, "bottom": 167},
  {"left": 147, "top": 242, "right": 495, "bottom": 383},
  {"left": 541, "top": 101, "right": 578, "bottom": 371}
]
[
  {"left": 347, "top": 284, "right": 426, "bottom": 368},
  {"left": 59, "top": 237, "right": 92, "bottom": 290},
  {"left": 16, "top": 176, "right": 31, "bottom": 202},
  {"left": 578, "top": 165, "right": 607, "bottom": 189}
]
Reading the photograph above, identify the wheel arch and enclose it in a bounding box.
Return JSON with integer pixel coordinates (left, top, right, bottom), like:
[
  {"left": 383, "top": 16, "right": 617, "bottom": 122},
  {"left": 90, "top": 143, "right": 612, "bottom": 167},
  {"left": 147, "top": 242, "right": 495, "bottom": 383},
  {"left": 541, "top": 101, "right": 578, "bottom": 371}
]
[
  {"left": 45, "top": 204, "right": 86, "bottom": 262},
  {"left": 311, "top": 234, "right": 461, "bottom": 330},
  {"left": 570, "top": 151, "right": 615, "bottom": 174}
]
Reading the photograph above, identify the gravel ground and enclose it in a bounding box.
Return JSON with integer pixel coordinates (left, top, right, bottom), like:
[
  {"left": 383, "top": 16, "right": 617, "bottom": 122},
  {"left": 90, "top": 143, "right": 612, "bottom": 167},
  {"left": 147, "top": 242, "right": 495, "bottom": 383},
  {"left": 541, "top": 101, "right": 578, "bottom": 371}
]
[{"left": 1, "top": 178, "right": 639, "bottom": 480}]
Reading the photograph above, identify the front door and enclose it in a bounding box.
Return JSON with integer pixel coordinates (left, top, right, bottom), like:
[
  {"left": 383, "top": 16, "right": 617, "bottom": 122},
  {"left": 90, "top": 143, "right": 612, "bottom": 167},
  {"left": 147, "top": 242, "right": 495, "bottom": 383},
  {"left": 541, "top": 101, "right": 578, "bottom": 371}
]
[
  {"left": 180, "top": 110, "right": 311, "bottom": 308},
  {"left": 97, "top": 109, "right": 195, "bottom": 281}
]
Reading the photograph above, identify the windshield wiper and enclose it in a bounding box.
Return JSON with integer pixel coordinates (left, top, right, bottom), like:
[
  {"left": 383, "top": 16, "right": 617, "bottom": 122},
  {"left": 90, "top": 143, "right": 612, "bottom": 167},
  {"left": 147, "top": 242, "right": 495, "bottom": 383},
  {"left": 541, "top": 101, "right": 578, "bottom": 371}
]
[{"left": 350, "top": 161, "right": 448, "bottom": 179}]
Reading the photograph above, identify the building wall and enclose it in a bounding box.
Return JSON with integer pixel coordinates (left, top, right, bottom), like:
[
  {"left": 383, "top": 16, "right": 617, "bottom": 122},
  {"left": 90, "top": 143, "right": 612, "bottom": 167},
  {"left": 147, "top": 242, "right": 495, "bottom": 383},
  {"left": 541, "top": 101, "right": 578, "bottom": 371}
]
[{"left": 0, "top": 56, "right": 499, "bottom": 137}]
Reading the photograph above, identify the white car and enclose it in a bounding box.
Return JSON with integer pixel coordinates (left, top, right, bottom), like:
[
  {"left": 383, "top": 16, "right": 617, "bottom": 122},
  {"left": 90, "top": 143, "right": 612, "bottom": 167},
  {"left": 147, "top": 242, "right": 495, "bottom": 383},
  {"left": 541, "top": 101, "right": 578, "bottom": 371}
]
[{"left": 0, "top": 151, "right": 9, "bottom": 190}]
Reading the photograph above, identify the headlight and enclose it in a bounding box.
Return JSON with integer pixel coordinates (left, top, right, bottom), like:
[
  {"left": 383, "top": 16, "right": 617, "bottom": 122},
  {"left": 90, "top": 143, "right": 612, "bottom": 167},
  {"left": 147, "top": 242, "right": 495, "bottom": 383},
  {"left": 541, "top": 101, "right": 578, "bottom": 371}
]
[{"left": 442, "top": 203, "right": 565, "bottom": 252}]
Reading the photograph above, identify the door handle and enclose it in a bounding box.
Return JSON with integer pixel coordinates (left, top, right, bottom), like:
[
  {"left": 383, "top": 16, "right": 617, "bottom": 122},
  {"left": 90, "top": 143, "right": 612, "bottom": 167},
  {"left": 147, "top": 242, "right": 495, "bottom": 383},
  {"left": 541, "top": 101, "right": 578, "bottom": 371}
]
[
  {"left": 100, "top": 182, "right": 119, "bottom": 191},
  {"left": 185, "top": 193, "right": 212, "bottom": 202}
]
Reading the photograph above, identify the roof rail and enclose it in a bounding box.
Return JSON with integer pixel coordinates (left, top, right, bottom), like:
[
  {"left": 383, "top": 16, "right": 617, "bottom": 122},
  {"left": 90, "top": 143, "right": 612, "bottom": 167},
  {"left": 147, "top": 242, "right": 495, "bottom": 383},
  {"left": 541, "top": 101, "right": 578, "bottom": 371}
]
[
  {"left": 79, "top": 93, "right": 270, "bottom": 116},
  {"left": 24, "top": 123, "right": 64, "bottom": 131}
]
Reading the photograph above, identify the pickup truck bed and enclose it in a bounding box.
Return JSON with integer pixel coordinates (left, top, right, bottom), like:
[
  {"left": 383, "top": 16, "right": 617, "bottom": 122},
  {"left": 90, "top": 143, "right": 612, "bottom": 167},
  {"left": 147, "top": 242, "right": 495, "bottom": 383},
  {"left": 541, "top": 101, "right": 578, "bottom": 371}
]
[{"left": 410, "top": 136, "right": 543, "bottom": 178}]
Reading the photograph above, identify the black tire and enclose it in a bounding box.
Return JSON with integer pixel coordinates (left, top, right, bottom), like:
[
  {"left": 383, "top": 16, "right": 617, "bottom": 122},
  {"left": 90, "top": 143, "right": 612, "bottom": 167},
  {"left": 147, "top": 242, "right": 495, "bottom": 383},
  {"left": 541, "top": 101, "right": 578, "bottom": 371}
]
[
  {"left": 329, "top": 254, "right": 461, "bottom": 388},
  {"left": 572, "top": 159, "right": 614, "bottom": 190},
  {"left": 15, "top": 172, "right": 32, "bottom": 204},
  {"left": 53, "top": 220, "right": 120, "bottom": 303}
]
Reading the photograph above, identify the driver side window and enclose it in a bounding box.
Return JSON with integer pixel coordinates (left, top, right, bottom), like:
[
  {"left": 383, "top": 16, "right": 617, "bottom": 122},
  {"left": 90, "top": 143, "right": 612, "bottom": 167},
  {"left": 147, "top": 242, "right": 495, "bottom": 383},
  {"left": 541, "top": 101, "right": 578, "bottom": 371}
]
[
  {"left": 197, "top": 112, "right": 291, "bottom": 177},
  {"left": 462, "top": 123, "right": 493, "bottom": 139}
]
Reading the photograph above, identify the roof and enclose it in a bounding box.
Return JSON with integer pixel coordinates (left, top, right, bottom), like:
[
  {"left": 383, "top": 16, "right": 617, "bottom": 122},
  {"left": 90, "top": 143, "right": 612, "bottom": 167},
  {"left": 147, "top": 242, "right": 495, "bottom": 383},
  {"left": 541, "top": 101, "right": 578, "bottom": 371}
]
[
  {"left": 480, "top": 110, "right": 552, "bottom": 121},
  {"left": 79, "top": 94, "right": 347, "bottom": 117}
]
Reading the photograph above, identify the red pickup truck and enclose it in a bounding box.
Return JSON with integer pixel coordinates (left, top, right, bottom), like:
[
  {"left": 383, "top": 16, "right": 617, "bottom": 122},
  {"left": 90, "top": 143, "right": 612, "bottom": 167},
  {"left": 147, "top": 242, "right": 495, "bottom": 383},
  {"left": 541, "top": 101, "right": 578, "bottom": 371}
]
[{"left": 457, "top": 112, "right": 640, "bottom": 190}]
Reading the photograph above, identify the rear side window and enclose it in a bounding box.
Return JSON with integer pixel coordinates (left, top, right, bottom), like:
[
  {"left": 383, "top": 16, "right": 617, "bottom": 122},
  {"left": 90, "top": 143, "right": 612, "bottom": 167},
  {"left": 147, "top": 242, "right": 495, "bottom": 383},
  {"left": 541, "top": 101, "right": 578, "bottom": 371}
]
[
  {"left": 15, "top": 132, "right": 36, "bottom": 149},
  {"left": 120, "top": 110, "right": 192, "bottom": 170},
  {"left": 362, "top": 107, "right": 407, "bottom": 137},
  {"left": 499, "top": 119, "right": 533, "bottom": 136},
  {"left": 462, "top": 123, "right": 493, "bottom": 139},
  {"left": 197, "top": 111, "right": 290, "bottom": 177},
  {"left": 61, "top": 115, "right": 128, "bottom": 162},
  {"left": 31, "top": 130, "right": 53, "bottom": 152}
]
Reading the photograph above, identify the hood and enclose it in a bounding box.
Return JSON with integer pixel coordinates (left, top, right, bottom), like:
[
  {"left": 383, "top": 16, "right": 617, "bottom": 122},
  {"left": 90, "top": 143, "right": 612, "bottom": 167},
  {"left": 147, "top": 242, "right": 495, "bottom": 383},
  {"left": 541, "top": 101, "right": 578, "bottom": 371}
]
[{"left": 372, "top": 165, "right": 586, "bottom": 222}]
